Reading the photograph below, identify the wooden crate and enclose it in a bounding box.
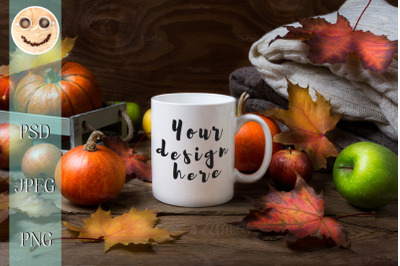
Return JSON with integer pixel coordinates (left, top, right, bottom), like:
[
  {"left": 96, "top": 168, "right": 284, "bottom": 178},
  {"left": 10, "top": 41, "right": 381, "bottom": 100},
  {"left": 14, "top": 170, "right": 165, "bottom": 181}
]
[{"left": 0, "top": 103, "right": 127, "bottom": 150}]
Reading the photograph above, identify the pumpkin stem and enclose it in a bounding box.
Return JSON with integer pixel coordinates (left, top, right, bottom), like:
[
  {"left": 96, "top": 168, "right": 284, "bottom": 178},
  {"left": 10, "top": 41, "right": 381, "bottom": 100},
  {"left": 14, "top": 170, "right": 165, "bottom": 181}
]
[
  {"left": 45, "top": 68, "right": 60, "bottom": 84},
  {"left": 238, "top": 92, "right": 250, "bottom": 116},
  {"left": 84, "top": 131, "right": 104, "bottom": 152}
]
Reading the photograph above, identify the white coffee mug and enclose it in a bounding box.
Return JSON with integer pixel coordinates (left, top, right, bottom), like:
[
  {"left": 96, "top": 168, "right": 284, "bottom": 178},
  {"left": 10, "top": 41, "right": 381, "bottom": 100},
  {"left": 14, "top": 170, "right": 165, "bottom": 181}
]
[{"left": 151, "top": 93, "right": 272, "bottom": 207}]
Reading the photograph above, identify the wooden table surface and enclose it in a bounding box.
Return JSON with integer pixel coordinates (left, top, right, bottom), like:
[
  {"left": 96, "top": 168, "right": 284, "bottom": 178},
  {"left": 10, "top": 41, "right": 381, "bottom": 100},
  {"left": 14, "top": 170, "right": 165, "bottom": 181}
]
[
  {"left": 0, "top": 140, "right": 397, "bottom": 265},
  {"left": 58, "top": 140, "right": 397, "bottom": 266}
]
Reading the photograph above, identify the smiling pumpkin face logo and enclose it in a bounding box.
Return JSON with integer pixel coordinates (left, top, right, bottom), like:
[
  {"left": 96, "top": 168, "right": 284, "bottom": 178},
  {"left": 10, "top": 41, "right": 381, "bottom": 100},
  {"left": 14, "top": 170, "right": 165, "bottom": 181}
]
[{"left": 11, "top": 6, "right": 60, "bottom": 54}]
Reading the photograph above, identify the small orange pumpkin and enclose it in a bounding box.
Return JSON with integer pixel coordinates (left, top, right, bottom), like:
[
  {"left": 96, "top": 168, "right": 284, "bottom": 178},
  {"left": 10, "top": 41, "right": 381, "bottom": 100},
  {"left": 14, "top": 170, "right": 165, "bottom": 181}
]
[
  {"left": 235, "top": 93, "right": 283, "bottom": 172},
  {"left": 13, "top": 61, "right": 102, "bottom": 117},
  {"left": 55, "top": 131, "right": 125, "bottom": 205},
  {"left": 0, "top": 76, "right": 10, "bottom": 110}
]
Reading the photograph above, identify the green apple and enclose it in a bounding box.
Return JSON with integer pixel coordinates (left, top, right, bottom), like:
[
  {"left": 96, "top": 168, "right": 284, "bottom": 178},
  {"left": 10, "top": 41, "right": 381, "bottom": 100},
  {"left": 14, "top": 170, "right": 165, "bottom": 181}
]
[
  {"left": 109, "top": 101, "right": 142, "bottom": 131},
  {"left": 333, "top": 142, "right": 398, "bottom": 209},
  {"left": 125, "top": 102, "right": 142, "bottom": 131}
]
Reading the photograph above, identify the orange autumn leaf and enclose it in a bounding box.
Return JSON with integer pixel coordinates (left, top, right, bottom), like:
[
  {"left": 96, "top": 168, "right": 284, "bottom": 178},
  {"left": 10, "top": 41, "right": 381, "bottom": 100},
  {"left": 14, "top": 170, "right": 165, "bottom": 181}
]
[
  {"left": 263, "top": 82, "right": 341, "bottom": 169},
  {"left": 238, "top": 175, "right": 350, "bottom": 248},
  {"left": 64, "top": 206, "right": 184, "bottom": 252},
  {"left": 271, "top": 13, "right": 398, "bottom": 73}
]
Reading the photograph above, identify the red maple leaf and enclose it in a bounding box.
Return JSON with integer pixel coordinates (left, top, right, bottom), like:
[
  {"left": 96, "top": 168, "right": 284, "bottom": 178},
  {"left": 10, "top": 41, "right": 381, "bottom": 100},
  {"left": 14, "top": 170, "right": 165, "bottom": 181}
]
[
  {"left": 103, "top": 136, "right": 152, "bottom": 182},
  {"left": 237, "top": 175, "right": 350, "bottom": 248},
  {"left": 272, "top": 13, "right": 398, "bottom": 73}
]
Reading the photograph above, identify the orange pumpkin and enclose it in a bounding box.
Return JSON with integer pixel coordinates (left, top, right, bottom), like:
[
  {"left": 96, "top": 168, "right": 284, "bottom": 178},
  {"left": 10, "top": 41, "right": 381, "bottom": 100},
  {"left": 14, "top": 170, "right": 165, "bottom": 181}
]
[
  {"left": 0, "top": 76, "right": 10, "bottom": 110},
  {"left": 13, "top": 61, "right": 102, "bottom": 117},
  {"left": 55, "top": 131, "right": 125, "bottom": 205},
  {"left": 235, "top": 93, "right": 283, "bottom": 172}
]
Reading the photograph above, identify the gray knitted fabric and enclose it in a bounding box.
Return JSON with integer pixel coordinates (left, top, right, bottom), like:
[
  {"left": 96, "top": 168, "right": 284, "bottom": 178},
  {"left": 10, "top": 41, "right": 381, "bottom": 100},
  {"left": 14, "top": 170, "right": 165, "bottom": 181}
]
[{"left": 229, "top": 67, "right": 397, "bottom": 155}]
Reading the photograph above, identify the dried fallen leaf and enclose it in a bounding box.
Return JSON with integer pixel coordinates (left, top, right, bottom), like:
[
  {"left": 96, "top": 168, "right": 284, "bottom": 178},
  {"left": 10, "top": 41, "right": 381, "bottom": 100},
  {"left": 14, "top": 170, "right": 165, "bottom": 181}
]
[
  {"left": 271, "top": 13, "right": 398, "bottom": 73},
  {"left": 262, "top": 82, "right": 341, "bottom": 169},
  {"left": 0, "top": 189, "right": 59, "bottom": 223},
  {"left": 64, "top": 206, "right": 185, "bottom": 252},
  {"left": 237, "top": 175, "right": 350, "bottom": 248},
  {"left": 9, "top": 192, "right": 59, "bottom": 218},
  {"left": 103, "top": 136, "right": 152, "bottom": 182}
]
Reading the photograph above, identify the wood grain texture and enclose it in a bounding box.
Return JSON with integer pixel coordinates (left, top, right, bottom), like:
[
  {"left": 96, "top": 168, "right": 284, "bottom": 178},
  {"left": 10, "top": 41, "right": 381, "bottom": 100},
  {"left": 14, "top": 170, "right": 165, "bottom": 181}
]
[
  {"left": 59, "top": 214, "right": 397, "bottom": 266},
  {"left": 60, "top": 196, "right": 397, "bottom": 266},
  {"left": 0, "top": 139, "right": 397, "bottom": 265},
  {"left": 0, "top": 0, "right": 345, "bottom": 111},
  {"left": 56, "top": 140, "right": 398, "bottom": 265}
]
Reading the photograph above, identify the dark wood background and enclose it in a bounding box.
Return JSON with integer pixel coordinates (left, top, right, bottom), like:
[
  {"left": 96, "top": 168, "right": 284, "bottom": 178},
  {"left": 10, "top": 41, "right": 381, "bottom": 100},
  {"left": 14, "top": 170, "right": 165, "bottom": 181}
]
[{"left": 0, "top": 0, "right": 347, "bottom": 111}]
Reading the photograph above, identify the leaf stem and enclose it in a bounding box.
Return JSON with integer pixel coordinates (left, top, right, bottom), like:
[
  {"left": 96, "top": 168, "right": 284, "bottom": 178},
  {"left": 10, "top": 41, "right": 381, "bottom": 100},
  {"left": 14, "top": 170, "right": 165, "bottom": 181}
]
[
  {"left": 132, "top": 132, "right": 151, "bottom": 154},
  {"left": 330, "top": 139, "right": 344, "bottom": 151},
  {"left": 59, "top": 237, "right": 104, "bottom": 241},
  {"left": 353, "top": 0, "right": 372, "bottom": 31},
  {"left": 30, "top": 237, "right": 103, "bottom": 252}
]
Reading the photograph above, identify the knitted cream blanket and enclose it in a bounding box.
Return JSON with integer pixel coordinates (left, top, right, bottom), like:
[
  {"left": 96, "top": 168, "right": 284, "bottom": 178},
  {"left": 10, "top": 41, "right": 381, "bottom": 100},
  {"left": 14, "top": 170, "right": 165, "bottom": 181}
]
[{"left": 249, "top": 0, "right": 398, "bottom": 140}]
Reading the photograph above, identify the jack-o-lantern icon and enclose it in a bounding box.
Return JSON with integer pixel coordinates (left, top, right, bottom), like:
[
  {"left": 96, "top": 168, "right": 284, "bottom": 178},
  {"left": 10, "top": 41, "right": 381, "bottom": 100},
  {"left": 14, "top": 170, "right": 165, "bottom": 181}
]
[{"left": 11, "top": 6, "right": 60, "bottom": 54}]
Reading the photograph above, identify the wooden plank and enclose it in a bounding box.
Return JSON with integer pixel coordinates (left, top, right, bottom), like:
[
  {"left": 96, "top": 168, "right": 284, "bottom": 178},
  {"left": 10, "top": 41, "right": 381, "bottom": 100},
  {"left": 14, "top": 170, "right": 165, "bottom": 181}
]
[
  {"left": 60, "top": 214, "right": 397, "bottom": 265},
  {"left": 0, "top": 103, "right": 128, "bottom": 149},
  {"left": 0, "top": 110, "right": 69, "bottom": 135},
  {"left": 69, "top": 102, "right": 127, "bottom": 147}
]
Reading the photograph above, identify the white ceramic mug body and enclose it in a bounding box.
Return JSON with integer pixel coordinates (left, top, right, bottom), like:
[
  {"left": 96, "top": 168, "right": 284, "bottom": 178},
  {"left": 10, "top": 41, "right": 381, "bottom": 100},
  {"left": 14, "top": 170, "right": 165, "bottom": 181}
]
[{"left": 151, "top": 93, "right": 272, "bottom": 207}]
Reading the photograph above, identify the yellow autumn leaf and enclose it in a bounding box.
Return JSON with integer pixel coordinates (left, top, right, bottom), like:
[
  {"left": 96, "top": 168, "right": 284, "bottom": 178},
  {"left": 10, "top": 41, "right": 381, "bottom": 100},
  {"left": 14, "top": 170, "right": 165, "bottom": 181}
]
[
  {"left": 263, "top": 81, "right": 341, "bottom": 170},
  {"left": 64, "top": 206, "right": 185, "bottom": 252},
  {"left": 0, "top": 37, "right": 77, "bottom": 77}
]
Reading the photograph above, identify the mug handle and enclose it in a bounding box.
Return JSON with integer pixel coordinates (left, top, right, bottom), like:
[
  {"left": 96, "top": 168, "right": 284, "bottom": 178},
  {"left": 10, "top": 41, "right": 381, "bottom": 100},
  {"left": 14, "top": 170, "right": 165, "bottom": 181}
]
[{"left": 234, "top": 114, "right": 273, "bottom": 183}]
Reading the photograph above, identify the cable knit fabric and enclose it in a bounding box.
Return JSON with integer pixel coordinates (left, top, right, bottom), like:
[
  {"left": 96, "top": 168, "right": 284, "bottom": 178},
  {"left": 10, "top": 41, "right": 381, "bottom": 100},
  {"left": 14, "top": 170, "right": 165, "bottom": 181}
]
[
  {"left": 229, "top": 67, "right": 398, "bottom": 155},
  {"left": 249, "top": 0, "right": 398, "bottom": 140}
]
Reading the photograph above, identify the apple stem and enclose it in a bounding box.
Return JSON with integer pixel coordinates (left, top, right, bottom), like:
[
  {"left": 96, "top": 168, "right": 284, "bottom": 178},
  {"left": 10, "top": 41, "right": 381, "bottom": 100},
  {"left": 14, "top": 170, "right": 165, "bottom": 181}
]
[
  {"left": 338, "top": 166, "right": 353, "bottom": 170},
  {"left": 353, "top": 0, "right": 371, "bottom": 32},
  {"left": 335, "top": 211, "right": 375, "bottom": 220}
]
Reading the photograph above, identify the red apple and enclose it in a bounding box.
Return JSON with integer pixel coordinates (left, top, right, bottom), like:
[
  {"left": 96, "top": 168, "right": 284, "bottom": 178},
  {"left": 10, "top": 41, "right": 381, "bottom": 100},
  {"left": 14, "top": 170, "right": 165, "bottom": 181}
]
[
  {"left": 0, "top": 76, "right": 10, "bottom": 110},
  {"left": 0, "top": 123, "right": 33, "bottom": 169},
  {"left": 268, "top": 149, "right": 313, "bottom": 191}
]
